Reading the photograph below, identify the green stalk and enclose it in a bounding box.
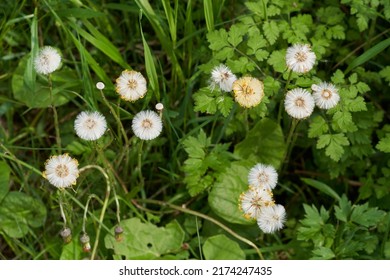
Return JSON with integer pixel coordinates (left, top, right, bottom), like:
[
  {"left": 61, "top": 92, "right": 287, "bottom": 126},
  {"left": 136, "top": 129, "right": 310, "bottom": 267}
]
[
  {"left": 79, "top": 165, "right": 111, "bottom": 260},
  {"left": 277, "top": 70, "right": 293, "bottom": 124},
  {"left": 48, "top": 74, "right": 62, "bottom": 153}
]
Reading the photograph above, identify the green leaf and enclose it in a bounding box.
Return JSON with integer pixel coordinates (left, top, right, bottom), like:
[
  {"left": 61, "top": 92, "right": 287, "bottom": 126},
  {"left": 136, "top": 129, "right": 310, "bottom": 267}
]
[
  {"left": 0, "top": 161, "right": 10, "bottom": 203},
  {"left": 182, "top": 132, "right": 207, "bottom": 159},
  {"left": 60, "top": 240, "right": 81, "bottom": 260},
  {"left": 193, "top": 87, "right": 217, "bottom": 115},
  {"left": 334, "top": 195, "right": 352, "bottom": 223},
  {"left": 345, "top": 96, "right": 367, "bottom": 112},
  {"left": 350, "top": 204, "right": 385, "bottom": 227},
  {"left": 317, "top": 133, "right": 349, "bottom": 161},
  {"left": 301, "top": 178, "right": 341, "bottom": 201},
  {"left": 379, "top": 66, "right": 390, "bottom": 86},
  {"left": 216, "top": 95, "right": 234, "bottom": 117},
  {"left": 207, "top": 29, "right": 230, "bottom": 50},
  {"left": 263, "top": 21, "right": 279, "bottom": 45},
  {"left": 228, "top": 24, "right": 245, "bottom": 47},
  {"left": 332, "top": 111, "right": 357, "bottom": 132},
  {"left": 308, "top": 115, "right": 329, "bottom": 138},
  {"left": 267, "top": 50, "right": 286, "bottom": 73},
  {"left": 12, "top": 55, "right": 80, "bottom": 108},
  {"left": 331, "top": 69, "right": 345, "bottom": 84},
  {"left": 311, "top": 247, "right": 335, "bottom": 260},
  {"left": 376, "top": 134, "right": 390, "bottom": 153},
  {"left": 104, "top": 218, "right": 185, "bottom": 259},
  {"left": 57, "top": 8, "right": 105, "bottom": 19},
  {"left": 0, "top": 192, "right": 46, "bottom": 238},
  {"left": 345, "top": 37, "right": 390, "bottom": 74},
  {"left": 209, "top": 161, "right": 254, "bottom": 225},
  {"left": 263, "top": 76, "right": 281, "bottom": 96},
  {"left": 234, "top": 118, "right": 286, "bottom": 168},
  {"left": 227, "top": 57, "right": 255, "bottom": 73},
  {"left": 203, "top": 234, "right": 245, "bottom": 260}
]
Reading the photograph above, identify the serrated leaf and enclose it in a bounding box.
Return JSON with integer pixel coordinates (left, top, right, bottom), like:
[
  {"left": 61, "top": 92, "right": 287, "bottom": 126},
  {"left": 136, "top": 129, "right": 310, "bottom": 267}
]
[
  {"left": 216, "top": 95, "right": 234, "bottom": 117},
  {"left": 317, "top": 133, "right": 349, "bottom": 161},
  {"left": 334, "top": 195, "right": 352, "bottom": 223},
  {"left": 104, "top": 218, "right": 185, "bottom": 259},
  {"left": 245, "top": 1, "right": 265, "bottom": 17},
  {"left": 207, "top": 29, "right": 230, "bottom": 50},
  {"left": 267, "top": 50, "right": 286, "bottom": 73},
  {"left": 182, "top": 136, "right": 206, "bottom": 159},
  {"left": 308, "top": 116, "right": 329, "bottom": 138},
  {"left": 311, "top": 247, "right": 335, "bottom": 260},
  {"left": 346, "top": 96, "right": 367, "bottom": 112},
  {"left": 193, "top": 87, "right": 217, "bottom": 115},
  {"left": 234, "top": 118, "right": 285, "bottom": 168},
  {"left": 350, "top": 204, "right": 385, "bottom": 227},
  {"left": 203, "top": 234, "right": 245, "bottom": 260},
  {"left": 332, "top": 111, "right": 357, "bottom": 132},
  {"left": 228, "top": 24, "right": 245, "bottom": 47},
  {"left": 263, "top": 76, "right": 281, "bottom": 96},
  {"left": 376, "top": 134, "right": 390, "bottom": 153},
  {"left": 263, "top": 21, "right": 279, "bottom": 45},
  {"left": 331, "top": 69, "right": 345, "bottom": 84},
  {"left": 227, "top": 57, "right": 255, "bottom": 73}
]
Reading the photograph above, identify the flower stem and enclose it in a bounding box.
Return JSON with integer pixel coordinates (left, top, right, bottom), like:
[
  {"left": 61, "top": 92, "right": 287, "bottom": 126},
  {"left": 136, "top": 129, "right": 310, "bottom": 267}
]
[
  {"left": 79, "top": 165, "right": 111, "bottom": 260},
  {"left": 58, "top": 190, "right": 67, "bottom": 227},
  {"left": 132, "top": 198, "right": 264, "bottom": 260},
  {"left": 137, "top": 140, "right": 145, "bottom": 189},
  {"left": 281, "top": 118, "right": 299, "bottom": 172},
  {"left": 277, "top": 70, "right": 293, "bottom": 124},
  {"left": 48, "top": 74, "right": 62, "bottom": 153}
]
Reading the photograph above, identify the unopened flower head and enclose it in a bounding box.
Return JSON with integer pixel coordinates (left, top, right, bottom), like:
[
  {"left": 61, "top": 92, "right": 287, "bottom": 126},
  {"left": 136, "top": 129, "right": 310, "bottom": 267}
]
[
  {"left": 232, "top": 76, "right": 264, "bottom": 108},
  {"left": 312, "top": 82, "right": 340, "bottom": 109},
  {"left": 96, "top": 82, "right": 105, "bottom": 90},
  {"left": 210, "top": 64, "right": 237, "bottom": 92},
  {"left": 43, "top": 154, "right": 79, "bottom": 189},
  {"left": 257, "top": 204, "right": 286, "bottom": 234},
  {"left": 248, "top": 163, "right": 278, "bottom": 190},
  {"left": 284, "top": 88, "right": 315, "bottom": 119},
  {"left": 286, "top": 44, "right": 316, "bottom": 73},
  {"left": 132, "top": 110, "right": 163, "bottom": 140},
  {"left": 155, "top": 103, "right": 164, "bottom": 111},
  {"left": 115, "top": 70, "right": 147, "bottom": 102},
  {"left": 74, "top": 111, "right": 107, "bottom": 141},
  {"left": 34, "top": 46, "right": 62, "bottom": 75},
  {"left": 239, "top": 187, "right": 275, "bottom": 220}
]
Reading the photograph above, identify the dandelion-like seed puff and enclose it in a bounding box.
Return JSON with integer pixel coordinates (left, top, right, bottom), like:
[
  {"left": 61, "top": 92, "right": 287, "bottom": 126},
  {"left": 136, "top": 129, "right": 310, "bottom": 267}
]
[
  {"left": 239, "top": 187, "right": 275, "bottom": 220},
  {"left": 312, "top": 82, "right": 340, "bottom": 109},
  {"left": 286, "top": 44, "right": 316, "bottom": 73},
  {"left": 232, "top": 76, "right": 264, "bottom": 108},
  {"left": 284, "top": 88, "right": 315, "bottom": 119},
  {"left": 34, "top": 46, "right": 62, "bottom": 75},
  {"left": 132, "top": 110, "right": 163, "bottom": 140},
  {"left": 115, "top": 70, "right": 147, "bottom": 102},
  {"left": 248, "top": 163, "right": 278, "bottom": 190},
  {"left": 210, "top": 64, "right": 237, "bottom": 92},
  {"left": 257, "top": 204, "right": 286, "bottom": 234},
  {"left": 42, "top": 154, "right": 79, "bottom": 189},
  {"left": 74, "top": 111, "right": 107, "bottom": 141}
]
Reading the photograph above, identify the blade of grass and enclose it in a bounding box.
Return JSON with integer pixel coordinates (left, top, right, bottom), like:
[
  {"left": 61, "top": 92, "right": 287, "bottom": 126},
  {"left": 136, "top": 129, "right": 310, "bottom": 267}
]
[
  {"left": 139, "top": 11, "right": 160, "bottom": 102},
  {"left": 24, "top": 8, "right": 38, "bottom": 93},
  {"left": 204, "top": 0, "right": 214, "bottom": 32},
  {"left": 301, "top": 178, "right": 341, "bottom": 202},
  {"left": 345, "top": 37, "right": 390, "bottom": 74},
  {"left": 162, "top": 0, "right": 178, "bottom": 46}
]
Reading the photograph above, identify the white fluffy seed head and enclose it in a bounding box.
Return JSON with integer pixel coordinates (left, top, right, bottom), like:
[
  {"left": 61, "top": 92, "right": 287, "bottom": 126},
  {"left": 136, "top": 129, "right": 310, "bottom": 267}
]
[
  {"left": 257, "top": 204, "right": 286, "bottom": 234},
  {"left": 312, "top": 82, "right": 340, "bottom": 109},
  {"left": 239, "top": 187, "right": 275, "bottom": 220},
  {"left": 210, "top": 64, "right": 237, "bottom": 92},
  {"left": 74, "top": 111, "right": 107, "bottom": 141},
  {"left": 248, "top": 163, "right": 278, "bottom": 190},
  {"left": 232, "top": 76, "right": 264, "bottom": 108},
  {"left": 155, "top": 103, "right": 164, "bottom": 111},
  {"left": 115, "top": 70, "right": 147, "bottom": 102},
  {"left": 42, "top": 154, "right": 79, "bottom": 189},
  {"left": 34, "top": 46, "right": 62, "bottom": 75},
  {"left": 132, "top": 110, "right": 163, "bottom": 140},
  {"left": 286, "top": 44, "right": 316, "bottom": 73},
  {"left": 284, "top": 88, "right": 315, "bottom": 119}
]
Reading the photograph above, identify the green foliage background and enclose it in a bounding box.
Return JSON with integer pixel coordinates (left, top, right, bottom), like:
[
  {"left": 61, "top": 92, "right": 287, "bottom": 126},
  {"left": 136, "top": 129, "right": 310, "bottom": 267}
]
[{"left": 1, "top": 0, "right": 390, "bottom": 260}]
